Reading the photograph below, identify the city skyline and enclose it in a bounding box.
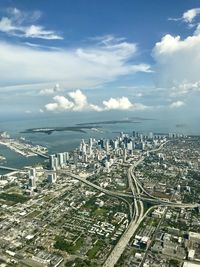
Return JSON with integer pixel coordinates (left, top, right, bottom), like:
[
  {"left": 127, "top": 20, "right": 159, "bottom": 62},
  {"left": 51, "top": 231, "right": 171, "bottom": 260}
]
[{"left": 1, "top": 2, "right": 200, "bottom": 267}]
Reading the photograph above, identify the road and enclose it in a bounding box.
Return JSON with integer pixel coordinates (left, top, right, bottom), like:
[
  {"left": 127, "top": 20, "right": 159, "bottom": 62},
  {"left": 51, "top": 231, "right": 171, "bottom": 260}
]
[
  {"left": 62, "top": 171, "right": 198, "bottom": 208},
  {"left": 103, "top": 140, "right": 199, "bottom": 267},
  {"left": 60, "top": 171, "right": 134, "bottom": 219},
  {"left": 60, "top": 140, "right": 199, "bottom": 267},
  {"left": 103, "top": 205, "right": 157, "bottom": 267},
  {"left": 103, "top": 158, "right": 144, "bottom": 267}
]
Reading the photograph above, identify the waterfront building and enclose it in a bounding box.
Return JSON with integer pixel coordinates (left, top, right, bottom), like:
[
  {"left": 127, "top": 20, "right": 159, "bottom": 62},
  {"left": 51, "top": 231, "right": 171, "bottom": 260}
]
[{"left": 49, "top": 155, "right": 55, "bottom": 170}]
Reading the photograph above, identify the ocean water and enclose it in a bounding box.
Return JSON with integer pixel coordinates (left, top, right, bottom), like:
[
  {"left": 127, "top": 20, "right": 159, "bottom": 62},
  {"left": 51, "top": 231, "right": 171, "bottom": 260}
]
[{"left": 0, "top": 111, "right": 199, "bottom": 174}]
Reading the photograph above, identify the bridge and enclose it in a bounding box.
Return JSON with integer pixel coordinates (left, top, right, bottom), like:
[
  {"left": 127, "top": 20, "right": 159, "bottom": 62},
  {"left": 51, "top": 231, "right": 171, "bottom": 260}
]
[
  {"left": 36, "top": 152, "right": 49, "bottom": 159},
  {"left": 0, "top": 165, "right": 19, "bottom": 171}
]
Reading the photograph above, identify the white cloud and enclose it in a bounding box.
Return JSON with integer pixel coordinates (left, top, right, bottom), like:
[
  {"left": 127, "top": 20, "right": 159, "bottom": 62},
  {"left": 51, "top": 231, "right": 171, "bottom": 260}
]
[
  {"left": 102, "top": 97, "right": 133, "bottom": 110},
  {"left": 0, "top": 17, "right": 15, "bottom": 32},
  {"left": 89, "top": 104, "right": 103, "bottom": 112},
  {"left": 152, "top": 33, "right": 200, "bottom": 94},
  {"left": 95, "top": 96, "right": 147, "bottom": 112},
  {"left": 0, "top": 8, "right": 62, "bottom": 40},
  {"left": 45, "top": 90, "right": 88, "bottom": 112},
  {"left": 6, "top": 7, "right": 42, "bottom": 23},
  {"left": 45, "top": 90, "right": 148, "bottom": 112},
  {"left": 171, "top": 81, "right": 200, "bottom": 95},
  {"left": 68, "top": 90, "right": 87, "bottom": 111},
  {"left": 45, "top": 95, "right": 74, "bottom": 112},
  {"left": 23, "top": 25, "right": 62, "bottom": 40},
  {"left": 0, "top": 37, "right": 150, "bottom": 90},
  {"left": 182, "top": 8, "right": 200, "bottom": 23},
  {"left": 39, "top": 84, "right": 61, "bottom": 95},
  {"left": 169, "top": 8, "right": 200, "bottom": 24},
  {"left": 170, "top": 100, "right": 185, "bottom": 108}
]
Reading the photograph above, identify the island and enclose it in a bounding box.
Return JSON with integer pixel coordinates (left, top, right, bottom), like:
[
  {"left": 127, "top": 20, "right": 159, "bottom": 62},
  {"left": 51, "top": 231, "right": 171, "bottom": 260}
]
[{"left": 21, "top": 126, "right": 101, "bottom": 135}]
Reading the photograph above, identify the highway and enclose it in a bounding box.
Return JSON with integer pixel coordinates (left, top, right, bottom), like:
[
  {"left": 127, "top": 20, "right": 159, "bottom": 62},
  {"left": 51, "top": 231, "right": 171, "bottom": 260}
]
[
  {"left": 102, "top": 140, "right": 199, "bottom": 267},
  {"left": 62, "top": 171, "right": 200, "bottom": 210},
  {"left": 61, "top": 169, "right": 199, "bottom": 267},
  {"left": 60, "top": 140, "right": 199, "bottom": 267},
  {"left": 63, "top": 172, "right": 132, "bottom": 199},
  {"left": 103, "top": 155, "right": 145, "bottom": 267},
  {"left": 103, "top": 204, "right": 156, "bottom": 267},
  {"left": 61, "top": 171, "right": 134, "bottom": 219}
]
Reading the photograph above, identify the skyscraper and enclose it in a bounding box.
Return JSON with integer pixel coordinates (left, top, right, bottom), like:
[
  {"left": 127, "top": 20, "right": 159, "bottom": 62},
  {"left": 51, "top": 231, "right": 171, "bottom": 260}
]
[
  {"left": 47, "top": 172, "right": 57, "bottom": 184},
  {"left": 57, "top": 153, "right": 64, "bottom": 167},
  {"left": 29, "top": 176, "right": 36, "bottom": 188},
  {"left": 49, "top": 155, "right": 55, "bottom": 170}
]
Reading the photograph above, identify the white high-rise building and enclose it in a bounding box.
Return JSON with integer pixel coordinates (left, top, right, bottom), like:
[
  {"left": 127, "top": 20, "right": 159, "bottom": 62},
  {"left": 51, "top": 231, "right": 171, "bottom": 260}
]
[
  {"left": 113, "top": 140, "right": 118, "bottom": 149},
  {"left": 88, "top": 146, "right": 93, "bottom": 156},
  {"left": 105, "top": 160, "right": 110, "bottom": 172},
  {"left": 57, "top": 153, "right": 64, "bottom": 167},
  {"left": 48, "top": 172, "right": 57, "bottom": 184},
  {"left": 105, "top": 140, "right": 109, "bottom": 153},
  {"left": 149, "top": 132, "right": 154, "bottom": 139},
  {"left": 49, "top": 155, "right": 55, "bottom": 170},
  {"left": 65, "top": 152, "right": 69, "bottom": 161},
  {"left": 141, "top": 142, "right": 145, "bottom": 150},
  {"left": 29, "top": 176, "right": 36, "bottom": 188},
  {"left": 29, "top": 168, "right": 36, "bottom": 177},
  {"left": 54, "top": 157, "right": 59, "bottom": 169},
  {"left": 127, "top": 142, "right": 133, "bottom": 151},
  {"left": 80, "top": 139, "right": 87, "bottom": 154},
  {"left": 89, "top": 138, "right": 93, "bottom": 148}
]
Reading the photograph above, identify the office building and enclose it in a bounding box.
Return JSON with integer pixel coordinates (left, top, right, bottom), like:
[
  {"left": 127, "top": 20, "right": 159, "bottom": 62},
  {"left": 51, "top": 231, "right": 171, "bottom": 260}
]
[
  {"left": 29, "top": 176, "right": 36, "bottom": 189},
  {"left": 48, "top": 172, "right": 57, "bottom": 184},
  {"left": 49, "top": 155, "right": 55, "bottom": 170}
]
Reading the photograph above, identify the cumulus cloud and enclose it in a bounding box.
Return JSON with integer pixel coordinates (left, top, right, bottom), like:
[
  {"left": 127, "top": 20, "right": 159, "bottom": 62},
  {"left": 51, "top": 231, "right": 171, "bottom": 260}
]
[
  {"left": 152, "top": 33, "right": 200, "bottom": 95},
  {"left": 0, "top": 36, "right": 150, "bottom": 90},
  {"left": 0, "top": 7, "right": 62, "bottom": 40},
  {"left": 170, "top": 100, "right": 185, "bottom": 108},
  {"left": 45, "top": 90, "right": 88, "bottom": 112},
  {"left": 45, "top": 95, "right": 74, "bottom": 111},
  {"left": 94, "top": 97, "right": 147, "bottom": 112},
  {"left": 89, "top": 104, "right": 103, "bottom": 112},
  {"left": 68, "top": 90, "right": 87, "bottom": 111},
  {"left": 45, "top": 90, "right": 148, "bottom": 112},
  {"left": 102, "top": 97, "right": 133, "bottom": 110}
]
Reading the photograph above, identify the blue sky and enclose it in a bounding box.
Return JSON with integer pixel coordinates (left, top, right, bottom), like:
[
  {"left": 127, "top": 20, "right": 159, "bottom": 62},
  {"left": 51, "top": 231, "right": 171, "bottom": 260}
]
[{"left": 0, "top": 0, "right": 200, "bottom": 120}]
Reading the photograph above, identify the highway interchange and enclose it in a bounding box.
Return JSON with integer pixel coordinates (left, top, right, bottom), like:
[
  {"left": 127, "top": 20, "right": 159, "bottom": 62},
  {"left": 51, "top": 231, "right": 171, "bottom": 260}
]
[{"left": 62, "top": 141, "right": 200, "bottom": 267}]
